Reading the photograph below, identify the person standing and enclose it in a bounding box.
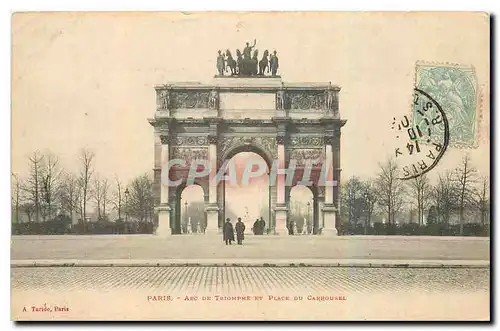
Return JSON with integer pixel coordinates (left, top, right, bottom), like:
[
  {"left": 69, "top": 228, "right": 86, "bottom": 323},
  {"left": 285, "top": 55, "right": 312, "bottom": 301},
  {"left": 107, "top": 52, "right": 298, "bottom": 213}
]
[
  {"left": 259, "top": 217, "right": 266, "bottom": 235},
  {"left": 252, "top": 219, "right": 259, "bottom": 235},
  {"left": 223, "top": 218, "right": 235, "bottom": 245},
  {"left": 235, "top": 217, "right": 246, "bottom": 245}
]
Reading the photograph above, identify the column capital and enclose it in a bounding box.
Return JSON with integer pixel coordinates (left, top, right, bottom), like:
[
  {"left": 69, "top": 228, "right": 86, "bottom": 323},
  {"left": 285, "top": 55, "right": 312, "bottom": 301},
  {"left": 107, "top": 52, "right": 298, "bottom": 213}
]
[
  {"left": 277, "top": 134, "right": 286, "bottom": 145},
  {"left": 208, "top": 135, "right": 218, "bottom": 144},
  {"left": 160, "top": 135, "right": 170, "bottom": 145},
  {"left": 324, "top": 135, "right": 334, "bottom": 145}
]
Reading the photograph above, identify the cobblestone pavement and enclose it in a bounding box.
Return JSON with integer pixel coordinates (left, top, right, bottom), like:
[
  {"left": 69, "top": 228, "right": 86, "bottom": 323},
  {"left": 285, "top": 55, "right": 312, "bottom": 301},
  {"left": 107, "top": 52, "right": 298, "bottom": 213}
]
[
  {"left": 11, "top": 266, "right": 490, "bottom": 294},
  {"left": 11, "top": 235, "right": 490, "bottom": 261}
]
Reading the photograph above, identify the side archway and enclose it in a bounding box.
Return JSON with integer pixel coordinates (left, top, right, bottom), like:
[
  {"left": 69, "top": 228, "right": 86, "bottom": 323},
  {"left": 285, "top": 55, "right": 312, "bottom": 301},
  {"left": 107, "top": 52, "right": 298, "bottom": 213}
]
[{"left": 172, "top": 181, "right": 208, "bottom": 234}]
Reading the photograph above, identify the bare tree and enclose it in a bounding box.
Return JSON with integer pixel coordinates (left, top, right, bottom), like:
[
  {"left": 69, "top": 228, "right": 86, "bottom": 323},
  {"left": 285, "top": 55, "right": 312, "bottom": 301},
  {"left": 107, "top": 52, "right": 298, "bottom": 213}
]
[
  {"left": 21, "top": 203, "right": 36, "bottom": 223},
  {"left": 432, "top": 171, "right": 457, "bottom": 225},
  {"left": 341, "top": 176, "right": 365, "bottom": 225},
  {"left": 22, "top": 151, "right": 44, "bottom": 223},
  {"left": 39, "top": 152, "right": 62, "bottom": 221},
  {"left": 59, "top": 172, "right": 81, "bottom": 224},
  {"left": 93, "top": 175, "right": 110, "bottom": 221},
  {"left": 474, "top": 176, "right": 490, "bottom": 227},
  {"left": 454, "top": 155, "right": 478, "bottom": 235},
  {"left": 101, "top": 178, "right": 110, "bottom": 219},
  {"left": 11, "top": 173, "right": 23, "bottom": 223},
  {"left": 376, "top": 158, "right": 405, "bottom": 225},
  {"left": 112, "top": 175, "right": 124, "bottom": 221},
  {"left": 407, "top": 174, "right": 431, "bottom": 226},
  {"left": 77, "top": 148, "right": 95, "bottom": 225},
  {"left": 126, "top": 174, "right": 155, "bottom": 223},
  {"left": 362, "top": 179, "right": 378, "bottom": 233}
]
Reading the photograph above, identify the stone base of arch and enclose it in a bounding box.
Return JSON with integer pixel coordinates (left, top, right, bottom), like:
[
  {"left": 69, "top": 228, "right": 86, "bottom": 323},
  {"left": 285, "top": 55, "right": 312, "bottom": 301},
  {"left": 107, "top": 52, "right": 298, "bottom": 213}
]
[
  {"left": 155, "top": 204, "right": 172, "bottom": 236},
  {"left": 204, "top": 203, "right": 220, "bottom": 235},
  {"left": 274, "top": 204, "right": 288, "bottom": 235},
  {"left": 321, "top": 204, "right": 338, "bottom": 236}
]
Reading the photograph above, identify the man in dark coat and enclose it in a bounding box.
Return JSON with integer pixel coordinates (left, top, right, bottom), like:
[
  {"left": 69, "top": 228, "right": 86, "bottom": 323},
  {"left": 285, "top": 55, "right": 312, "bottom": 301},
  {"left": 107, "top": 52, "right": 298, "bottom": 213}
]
[
  {"left": 235, "top": 217, "right": 246, "bottom": 245},
  {"left": 223, "top": 218, "right": 235, "bottom": 245},
  {"left": 288, "top": 220, "right": 295, "bottom": 235},
  {"left": 252, "top": 219, "right": 259, "bottom": 235},
  {"left": 259, "top": 217, "right": 266, "bottom": 235}
]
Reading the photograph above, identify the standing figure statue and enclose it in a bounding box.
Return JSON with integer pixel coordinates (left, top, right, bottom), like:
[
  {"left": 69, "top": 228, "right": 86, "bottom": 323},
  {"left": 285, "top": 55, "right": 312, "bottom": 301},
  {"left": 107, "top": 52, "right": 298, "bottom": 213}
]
[
  {"left": 258, "top": 50, "right": 269, "bottom": 75},
  {"left": 216, "top": 50, "right": 225, "bottom": 76},
  {"left": 209, "top": 89, "right": 218, "bottom": 109},
  {"left": 270, "top": 50, "right": 279, "bottom": 76},
  {"left": 159, "top": 90, "right": 169, "bottom": 110},
  {"left": 225, "top": 49, "right": 237, "bottom": 76},
  {"left": 243, "top": 39, "right": 257, "bottom": 60},
  {"left": 325, "top": 83, "right": 335, "bottom": 110},
  {"left": 276, "top": 84, "right": 286, "bottom": 110}
]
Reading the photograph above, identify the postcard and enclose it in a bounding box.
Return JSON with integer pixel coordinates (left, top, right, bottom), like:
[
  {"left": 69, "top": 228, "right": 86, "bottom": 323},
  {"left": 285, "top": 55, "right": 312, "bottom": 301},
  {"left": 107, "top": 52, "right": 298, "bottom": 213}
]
[{"left": 11, "top": 12, "right": 490, "bottom": 321}]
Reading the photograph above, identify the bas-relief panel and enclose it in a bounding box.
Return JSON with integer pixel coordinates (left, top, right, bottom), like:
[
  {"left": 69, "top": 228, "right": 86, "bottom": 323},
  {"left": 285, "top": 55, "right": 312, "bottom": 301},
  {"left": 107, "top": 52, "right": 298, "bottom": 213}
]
[
  {"left": 171, "top": 147, "right": 209, "bottom": 163},
  {"left": 170, "top": 91, "right": 210, "bottom": 109},
  {"left": 289, "top": 136, "right": 323, "bottom": 148},
  {"left": 288, "top": 91, "right": 325, "bottom": 111},
  {"left": 288, "top": 149, "right": 324, "bottom": 167},
  {"left": 288, "top": 136, "right": 324, "bottom": 167}
]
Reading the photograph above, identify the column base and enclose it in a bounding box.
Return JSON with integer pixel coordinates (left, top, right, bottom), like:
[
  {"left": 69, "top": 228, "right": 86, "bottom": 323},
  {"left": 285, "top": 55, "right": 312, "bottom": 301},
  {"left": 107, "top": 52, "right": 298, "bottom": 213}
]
[
  {"left": 321, "top": 204, "right": 338, "bottom": 237},
  {"left": 274, "top": 205, "right": 288, "bottom": 235},
  {"left": 204, "top": 203, "right": 219, "bottom": 235},
  {"left": 155, "top": 204, "right": 172, "bottom": 236},
  {"left": 321, "top": 228, "right": 338, "bottom": 236}
]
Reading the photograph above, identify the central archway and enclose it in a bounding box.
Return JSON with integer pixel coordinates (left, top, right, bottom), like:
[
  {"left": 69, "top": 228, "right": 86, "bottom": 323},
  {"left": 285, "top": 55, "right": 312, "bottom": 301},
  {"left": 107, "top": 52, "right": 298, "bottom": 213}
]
[{"left": 218, "top": 144, "right": 275, "bottom": 234}]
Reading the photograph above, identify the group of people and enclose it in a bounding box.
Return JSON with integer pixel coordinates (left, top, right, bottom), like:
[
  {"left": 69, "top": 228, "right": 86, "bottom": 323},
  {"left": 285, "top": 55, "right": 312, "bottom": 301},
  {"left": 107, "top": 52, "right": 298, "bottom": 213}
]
[
  {"left": 222, "top": 216, "right": 268, "bottom": 245},
  {"left": 222, "top": 218, "right": 246, "bottom": 245},
  {"left": 252, "top": 217, "right": 266, "bottom": 235}
]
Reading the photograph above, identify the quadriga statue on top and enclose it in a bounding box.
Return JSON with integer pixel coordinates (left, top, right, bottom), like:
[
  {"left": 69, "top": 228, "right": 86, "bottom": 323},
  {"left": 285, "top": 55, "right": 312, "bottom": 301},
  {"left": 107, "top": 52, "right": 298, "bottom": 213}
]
[{"left": 216, "top": 39, "right": 279, "bottom": 77}]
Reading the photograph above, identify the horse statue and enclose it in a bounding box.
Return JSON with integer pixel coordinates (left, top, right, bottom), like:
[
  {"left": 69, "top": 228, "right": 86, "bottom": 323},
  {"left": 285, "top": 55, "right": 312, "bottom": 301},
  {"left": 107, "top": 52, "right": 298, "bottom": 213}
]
[
  {"left": 225, "top": 49, "right": 237, "bottom": 76},
  {"left": 236, "top": 49, "right": 243, "bottom": 74},
  {"left": 258, "top": 50, "right": 269, "bottom": 75},
  {"left": 251, "top": 49, "right": 259, "bottom": 75}
]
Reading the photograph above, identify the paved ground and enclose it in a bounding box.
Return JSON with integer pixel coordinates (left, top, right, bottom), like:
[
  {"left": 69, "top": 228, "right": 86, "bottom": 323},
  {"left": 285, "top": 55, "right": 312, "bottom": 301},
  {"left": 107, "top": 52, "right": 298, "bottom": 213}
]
[
  {"left": 11, "top": 266, "right": 490, "bottom": 293},
  {"left": 11, "top": 235, "right": 490, "bottom": 262},
  {"left": 11, "top": 266, "right": 490, "bottom": 320}
]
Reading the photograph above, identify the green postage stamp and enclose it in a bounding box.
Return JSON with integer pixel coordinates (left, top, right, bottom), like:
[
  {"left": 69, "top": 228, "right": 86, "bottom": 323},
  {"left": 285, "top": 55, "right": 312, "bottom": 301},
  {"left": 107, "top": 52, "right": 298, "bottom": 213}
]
[{"left": 413, "top": 62, "right": 479, "bottom": 148}]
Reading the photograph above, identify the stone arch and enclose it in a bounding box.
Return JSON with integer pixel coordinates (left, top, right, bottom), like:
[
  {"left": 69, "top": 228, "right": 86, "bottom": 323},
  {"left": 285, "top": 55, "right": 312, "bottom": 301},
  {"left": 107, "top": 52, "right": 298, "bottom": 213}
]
[
  {"left": 287, "top": 184, "right": 320, "bottom": 235},
  {"left": 220, "top": 142, "right": 274, "bottom": 170},
  {"left": 171, "top": 180, "right": 208, "bottom": 235},
  {"left": 218, "top": 142, "right": 274, "bottom": 233}
]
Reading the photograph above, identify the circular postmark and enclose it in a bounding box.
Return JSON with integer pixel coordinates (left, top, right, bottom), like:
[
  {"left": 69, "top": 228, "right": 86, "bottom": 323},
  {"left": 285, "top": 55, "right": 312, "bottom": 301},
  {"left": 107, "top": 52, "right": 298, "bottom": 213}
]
[{"left": 391, "top": 88, "right": 449, "bottom": 180}]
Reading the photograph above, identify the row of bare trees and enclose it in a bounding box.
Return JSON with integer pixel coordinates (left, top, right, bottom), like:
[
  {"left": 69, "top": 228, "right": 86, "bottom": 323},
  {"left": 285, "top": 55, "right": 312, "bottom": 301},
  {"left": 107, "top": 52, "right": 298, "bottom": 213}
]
[
  {"left": 341, "top": 155, "right": 490, "bottom": 235},
  {"left": 11, "top": 148, "right": 155, "bottom": 228}
]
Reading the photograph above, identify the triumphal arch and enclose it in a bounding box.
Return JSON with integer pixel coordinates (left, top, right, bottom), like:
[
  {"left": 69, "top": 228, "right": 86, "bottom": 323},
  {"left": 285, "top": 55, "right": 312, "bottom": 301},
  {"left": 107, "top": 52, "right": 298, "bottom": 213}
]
[{"left": 148, "top": 49, "right": 346, "bottom": 236}]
